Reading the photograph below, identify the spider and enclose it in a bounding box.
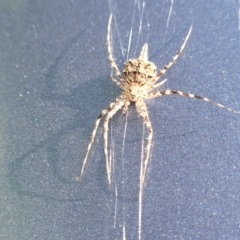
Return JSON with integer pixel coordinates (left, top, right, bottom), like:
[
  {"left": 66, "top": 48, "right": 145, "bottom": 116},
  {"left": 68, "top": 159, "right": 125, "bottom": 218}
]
[
  {"left": 78, "top": 14, "right": 239, "bottom": 186},
  {"left": 78, "top": 14, "right": 239, "bottom": 239}
]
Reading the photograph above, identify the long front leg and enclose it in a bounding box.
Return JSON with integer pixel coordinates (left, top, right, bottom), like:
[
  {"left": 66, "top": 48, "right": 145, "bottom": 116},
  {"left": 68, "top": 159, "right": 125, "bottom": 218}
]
[
  {"left": 103, "top": 100, "right": 125, "bottom": 185},
  {"left": 107, "top": 14, "right": 124, "bottom": 82},
  {"left": 136, "top": 99, "right": 153, "bottom": 240},
  {"left": 154, "top": 26, "right": 192, "bottom": 81},
  {"left": 148, "top": 90, "right": 240, "bottom": 113}
]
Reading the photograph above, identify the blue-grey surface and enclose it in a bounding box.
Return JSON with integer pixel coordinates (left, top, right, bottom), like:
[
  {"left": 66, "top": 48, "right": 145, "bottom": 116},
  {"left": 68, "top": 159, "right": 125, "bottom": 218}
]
[{"left": 1, "top": 0, "right": 240, "bottom": 239}]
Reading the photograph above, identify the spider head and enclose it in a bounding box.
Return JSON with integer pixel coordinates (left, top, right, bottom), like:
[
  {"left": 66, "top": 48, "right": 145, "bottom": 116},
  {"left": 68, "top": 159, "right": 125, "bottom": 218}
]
[{"left": 123, "top": 59, "right": 157, "bottom": 86}]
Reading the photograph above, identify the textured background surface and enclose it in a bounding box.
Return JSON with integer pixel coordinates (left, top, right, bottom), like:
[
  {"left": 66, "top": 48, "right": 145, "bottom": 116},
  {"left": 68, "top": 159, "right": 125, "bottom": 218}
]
[{"left": 1, "top": 0, "right": 240, "bottom": 239}]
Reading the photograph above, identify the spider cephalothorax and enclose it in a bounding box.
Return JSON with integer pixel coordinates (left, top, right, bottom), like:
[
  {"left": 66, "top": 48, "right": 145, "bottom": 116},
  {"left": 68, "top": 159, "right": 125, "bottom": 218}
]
[
  {"left": 122, "top": 45, "right": 157, "bottom": 102},
  {"left": 78, "top": 14, "right": 239, "bottom": 240}
]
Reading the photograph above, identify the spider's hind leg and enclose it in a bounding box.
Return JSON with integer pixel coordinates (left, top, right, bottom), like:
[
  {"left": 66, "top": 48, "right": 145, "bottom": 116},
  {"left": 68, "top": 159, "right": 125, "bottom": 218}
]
[
  {"left": 103, "top": 99, "right": 125, "bottom": 185},
  {"left": 77, "top": 100, "right": 119, "bottom": 181}
]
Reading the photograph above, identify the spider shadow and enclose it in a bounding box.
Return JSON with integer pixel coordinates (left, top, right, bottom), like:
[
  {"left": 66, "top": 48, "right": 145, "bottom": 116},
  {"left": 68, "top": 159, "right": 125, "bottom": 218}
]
[{"left": 8, "top": 28, "right": 119, "bottom": 202}]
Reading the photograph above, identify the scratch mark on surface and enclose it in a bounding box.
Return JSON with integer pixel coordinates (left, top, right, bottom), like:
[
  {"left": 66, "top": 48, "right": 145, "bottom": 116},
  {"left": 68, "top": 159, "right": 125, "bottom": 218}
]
[
  {"left": 166, "top": 0, "right": 174, "bottom": 28},
  {"left": 127, "top": 0, "right": 139, "bottom": 59},
  {"left": 138, "top": 122, "right": 146, "bottom": 240},
  {"left": 238, "top": 0, "right": 240, "bottom": 30},
  {"left": 123, "top": 225, "right": 126, "bottom": 240},
  {"left": 138, "top": 2, "right": 145, "bottom": 37},
  {"left": 135, "top": 1, "right": 145, "bottom": 52},
  {"left": 127, "top": 28, "right": 133, "bottom": 60},
  {"left": 113, "top": 166, "right": 118, "bottom": 228},
  {"left": 121, "top": 111, "right": 129, "bottom": 233},
  {"left": 112, "top": 16, "right": 125, "bottom": 57}
]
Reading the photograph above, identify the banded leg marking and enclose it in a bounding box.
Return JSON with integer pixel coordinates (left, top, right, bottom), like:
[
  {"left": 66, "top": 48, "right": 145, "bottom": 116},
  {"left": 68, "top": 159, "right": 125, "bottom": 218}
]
[
  {"left": 148, "top": 90, "right": 240, "bottom": 113},
  {"left": 157, "top": 26, "right": 192, "bottom": 78},
  {"left": 78, "top": 99, "right": 121, "bottom": 181}
]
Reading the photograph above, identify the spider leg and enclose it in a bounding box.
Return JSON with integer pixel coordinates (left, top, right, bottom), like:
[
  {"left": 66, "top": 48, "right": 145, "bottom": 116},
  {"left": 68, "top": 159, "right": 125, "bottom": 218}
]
[
  {"left": 148, "top": 90, "right": 240, "bottom": 113},
  {"left": 156, "top": 26, "right": 192, "bottom": 79},
  {"left": 107, "top": 14, "right": 124, "bottom": 82},
  {"left": 135, "top": 98, "right": 153, "bottom": 240},
  {"left": 110, "top": 75, "right": 124, "bottom": 89},
  {"left": 77, "top": 100, "right": 120, "bottom": 181},
  {"left": 152, "top": 79, "right": 167, "bottom": 89},
  {"left": 136, "top": 99, "right": 153, "bottom": 185},
  {"left": 103, "top": 99, "right": 125, "bottom": 185}
]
